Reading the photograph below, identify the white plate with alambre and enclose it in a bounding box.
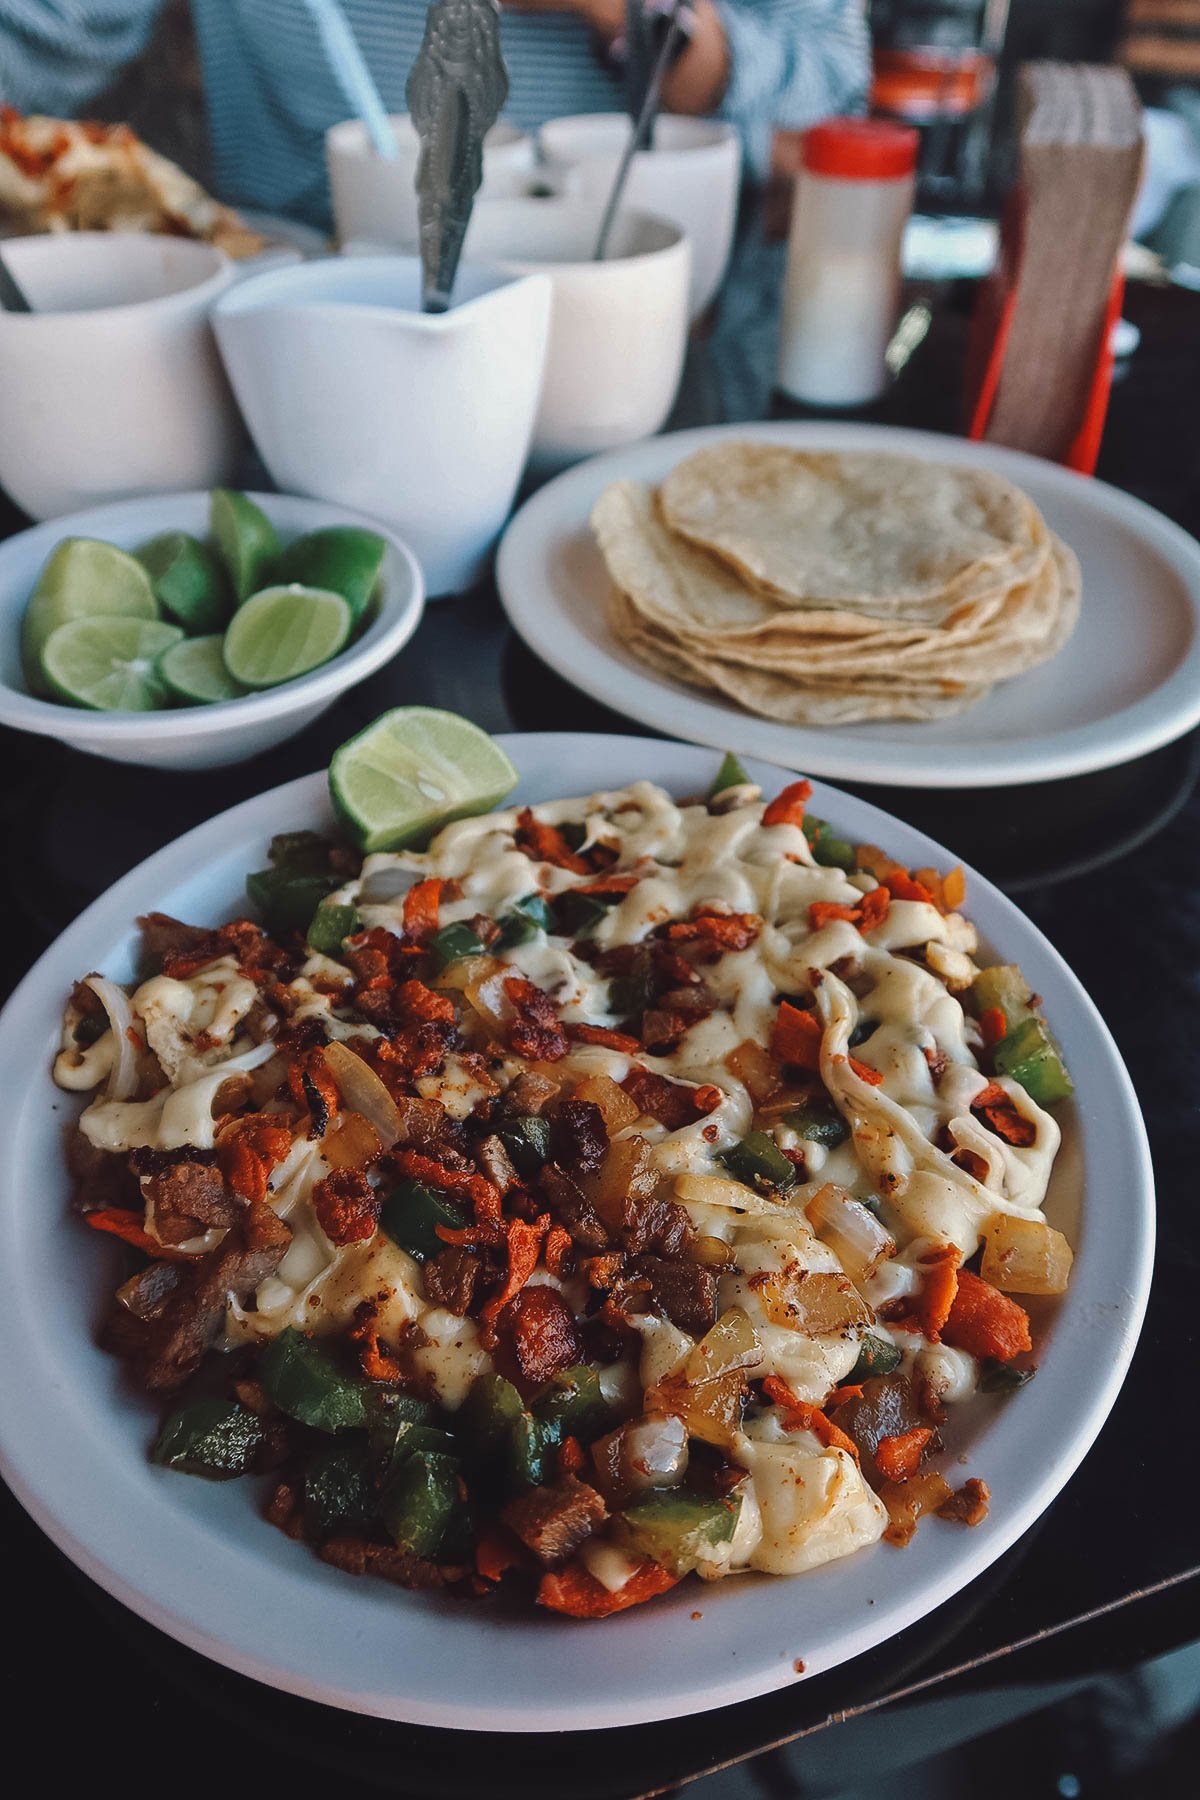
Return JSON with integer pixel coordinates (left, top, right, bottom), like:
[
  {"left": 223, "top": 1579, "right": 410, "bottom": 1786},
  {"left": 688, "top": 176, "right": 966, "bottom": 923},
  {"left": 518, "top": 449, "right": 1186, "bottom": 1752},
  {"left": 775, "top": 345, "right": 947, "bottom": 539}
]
[
  {"left": 0, "top": 734, "right": 1153, "bottom": 1729},
  {"left": 497, "top": 421, "right": 1200, "bottom": 789}
]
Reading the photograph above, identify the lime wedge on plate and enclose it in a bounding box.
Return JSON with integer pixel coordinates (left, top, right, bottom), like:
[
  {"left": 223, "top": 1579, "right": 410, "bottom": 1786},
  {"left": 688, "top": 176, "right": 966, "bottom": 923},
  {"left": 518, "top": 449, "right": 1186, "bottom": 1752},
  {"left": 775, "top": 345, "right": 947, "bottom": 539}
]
[
  {"left": 223, "top": 584, "right": 351, "bottom": 688},
  {"left": 138, "top": 532, "right": 232, "bottom": 634},
  {"left": 272, "top": 526, "right": 387, "bottom": 626},
  {"left": 157, "top": 634, "right": 248, "bottom": 705},
  {"left": 22, "top": 538, "right": 157, "bottom": 694},
  {"left": 210, "top": 489, "right": 280, "bottom": 603},
  {"left": 41, "top": 617, "right": 183, "bottom": 711},
  {"left": 329, "top": 707, "right": 519, "bottom": 853}
]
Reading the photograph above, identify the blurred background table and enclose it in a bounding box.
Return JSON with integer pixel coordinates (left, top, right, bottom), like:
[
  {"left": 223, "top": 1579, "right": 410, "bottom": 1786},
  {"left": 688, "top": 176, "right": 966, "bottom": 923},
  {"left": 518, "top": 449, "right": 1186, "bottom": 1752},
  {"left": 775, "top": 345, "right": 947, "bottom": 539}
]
[{"left": 0, "top": 219, "right": 1197, "bottom": 1797}]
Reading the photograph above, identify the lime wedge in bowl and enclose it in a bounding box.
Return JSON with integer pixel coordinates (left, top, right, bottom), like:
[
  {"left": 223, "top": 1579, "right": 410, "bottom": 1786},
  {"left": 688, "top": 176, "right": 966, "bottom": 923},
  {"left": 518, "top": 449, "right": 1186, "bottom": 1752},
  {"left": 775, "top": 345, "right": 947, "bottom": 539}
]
[
  {"left": 138, "top": 532, "right": 232, "bottom": 634},
  {"left": 41, "top": 617, "right": 183, "bottom": 711},
  {"left": 22, "top": 538, "right": 157, "bottom": 694},
  {"left": 157, "top": 634, "right": 248, "bottom": 705},
  {"left": 329, "top": 707, "right": 519, "bottom": 852},
  {"left": 210, "top": 489, "right": 280, "bottom": 604},
  {"left": 223, "top": 585, "right": 351, "bottom": 689},
  {"left": 271, "top": 527, "right": 387, "bottom": 627}
]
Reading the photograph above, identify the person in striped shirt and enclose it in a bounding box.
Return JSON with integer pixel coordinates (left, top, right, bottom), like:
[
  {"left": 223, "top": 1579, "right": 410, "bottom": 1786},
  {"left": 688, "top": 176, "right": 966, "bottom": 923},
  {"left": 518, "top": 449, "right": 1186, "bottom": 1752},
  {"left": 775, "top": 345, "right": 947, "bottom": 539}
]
[{"left": 0, "top": 1, "right": 869, "bottom": 227}]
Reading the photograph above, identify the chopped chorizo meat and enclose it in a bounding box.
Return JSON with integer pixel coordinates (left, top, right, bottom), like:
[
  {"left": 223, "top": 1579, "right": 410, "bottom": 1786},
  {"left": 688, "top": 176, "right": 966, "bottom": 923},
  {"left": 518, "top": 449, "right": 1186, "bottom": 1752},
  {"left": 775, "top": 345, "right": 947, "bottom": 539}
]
[
  {"left": 632, "top": 1255, "right": 717, "bottom": 1334},
  {"left": 504, "top": 977, "right": 568, "bottom": 1062},
  {"left": 67, "top": 1126, "right": 140, "bottom": 1212},
  {"left": 497, "top": 1284, "right": 582, "bottom": 1388},
  {"left": 136, "top": 912, "right": 212, "bottom": 970},
  {"left": 552, "top": 1100, "right": 608, "bottom": 1176},
  {"left": 313, "top": 1168, "right": 380, "bottom": 1245},
  {"left": 501, "top": 1476, "right": 607, "bottom": 1567},
  {"left": 145, "top": 1161, "right": 240, "bottom": 1245},
  {"left": 970, "top": 1082, "right": 1036, "bottom": 1147},
  {"left": 514, "top": 809, "right": 590, "bottom": 875},
  {"left": 503, "top": 1071, "right": 561, "bottom": 1115},
  {"left": 661, "top": 907, "right": 761, "bottom": 956}
]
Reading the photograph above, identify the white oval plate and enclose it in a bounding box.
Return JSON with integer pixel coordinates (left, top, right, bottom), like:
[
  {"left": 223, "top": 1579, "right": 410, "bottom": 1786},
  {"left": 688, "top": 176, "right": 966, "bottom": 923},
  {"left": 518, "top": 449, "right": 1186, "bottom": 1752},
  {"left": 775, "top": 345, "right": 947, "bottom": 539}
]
[
  {"left": 497, "top": 421, "right": 1200, "bottom": 789},
  {"left": 0, "top": 734, "right": 1153, "bottom": 1729}
]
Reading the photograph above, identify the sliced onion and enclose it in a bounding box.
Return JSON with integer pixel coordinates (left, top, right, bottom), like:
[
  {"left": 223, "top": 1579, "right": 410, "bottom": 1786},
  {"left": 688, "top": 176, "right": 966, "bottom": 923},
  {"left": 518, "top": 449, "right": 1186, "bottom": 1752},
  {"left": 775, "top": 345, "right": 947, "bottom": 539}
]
[
  {"left": 322, "top": 1040, "right": 400, "bottom": 1147},
  {"left": 806, "top": 1182, "right": 896, "bottom": 1282},
  {"left": 85, "top": 975, "right": 139, "bottom": 1100}
]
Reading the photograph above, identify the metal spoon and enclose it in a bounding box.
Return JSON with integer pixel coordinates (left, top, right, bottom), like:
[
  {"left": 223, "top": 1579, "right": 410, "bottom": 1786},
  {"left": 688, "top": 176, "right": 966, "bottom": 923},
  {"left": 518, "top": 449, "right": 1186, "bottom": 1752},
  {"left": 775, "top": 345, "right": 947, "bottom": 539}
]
[
  {"left": 407, "top": 0, "right": 509, "bottom": 313},
  {"left": 594, "top": 2, "right": 684, "bottom": 263},
  {"left": 0, "top": 250, "right": 32, "bottom": 313}
]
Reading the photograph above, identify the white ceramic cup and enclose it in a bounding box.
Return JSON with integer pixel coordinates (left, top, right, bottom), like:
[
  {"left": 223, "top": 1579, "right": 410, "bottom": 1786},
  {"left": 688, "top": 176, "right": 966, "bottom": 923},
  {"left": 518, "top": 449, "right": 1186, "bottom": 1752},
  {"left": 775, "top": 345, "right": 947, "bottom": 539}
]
[
  {"left": 462, "top": 198, "right": 690, "bottom": 471},
  {"left": 326, "top": 115, "right": 535, "bottom": 250},
  {"left": 213, "top": 255, "right": 551, "bottom": 595},
  {"left": 538, "top": 113, "right": 741, "bottom": 320},
  {"left": 0, "top": 233, "right": 244, "bottom": 521}
]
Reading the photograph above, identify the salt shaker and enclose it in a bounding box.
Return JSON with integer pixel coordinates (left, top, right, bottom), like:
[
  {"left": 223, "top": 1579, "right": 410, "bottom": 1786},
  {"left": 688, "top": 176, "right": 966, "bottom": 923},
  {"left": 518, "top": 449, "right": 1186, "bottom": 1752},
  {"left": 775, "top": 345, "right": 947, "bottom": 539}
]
[{"left": 777, "top": 118, "right": 919, "bottom": 408}]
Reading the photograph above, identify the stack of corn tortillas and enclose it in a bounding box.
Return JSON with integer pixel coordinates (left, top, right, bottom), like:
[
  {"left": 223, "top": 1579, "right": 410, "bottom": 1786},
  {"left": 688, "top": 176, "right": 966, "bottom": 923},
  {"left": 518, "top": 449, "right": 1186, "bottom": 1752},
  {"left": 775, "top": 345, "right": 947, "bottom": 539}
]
[{"left": 592, "top": 445, "right": 1081, "bottom": 726}]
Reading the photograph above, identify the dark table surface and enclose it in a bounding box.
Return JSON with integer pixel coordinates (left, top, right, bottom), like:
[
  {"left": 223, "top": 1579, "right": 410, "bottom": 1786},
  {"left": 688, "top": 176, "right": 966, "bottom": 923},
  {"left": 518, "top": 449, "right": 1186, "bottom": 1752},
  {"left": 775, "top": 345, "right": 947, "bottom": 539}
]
[{"left": 1, "top": 222, "right": 1198, "bottom": 1797}]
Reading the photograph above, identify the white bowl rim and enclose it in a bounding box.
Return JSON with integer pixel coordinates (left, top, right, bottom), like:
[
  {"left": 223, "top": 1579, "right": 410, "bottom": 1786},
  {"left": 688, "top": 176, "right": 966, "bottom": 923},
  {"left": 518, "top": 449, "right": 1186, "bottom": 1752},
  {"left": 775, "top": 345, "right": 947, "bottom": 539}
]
[
  {"left": 0, "top": 491, "right": 424, "bottom": 739},
  {"left": 0, "top": 231, "right": 233, "bottom": 325},
  {"left": 465, "top": 197, "right": 688, "bottom": 273},
  {"left": 213, "top": 253, "right": 551, "bottom": 335},
  {"left": 326, "top": 115, "right": 531, "bottom": 154},
  {"left": 539, "top": 111, "right": 741, "bottom": 154}
]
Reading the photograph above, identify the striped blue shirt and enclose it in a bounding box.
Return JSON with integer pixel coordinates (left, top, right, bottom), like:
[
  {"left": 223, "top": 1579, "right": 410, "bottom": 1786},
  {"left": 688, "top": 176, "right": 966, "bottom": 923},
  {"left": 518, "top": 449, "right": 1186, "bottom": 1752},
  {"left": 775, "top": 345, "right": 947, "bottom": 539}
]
[{"left": 0, "top": 2, "right": 868, "bottom": 226}]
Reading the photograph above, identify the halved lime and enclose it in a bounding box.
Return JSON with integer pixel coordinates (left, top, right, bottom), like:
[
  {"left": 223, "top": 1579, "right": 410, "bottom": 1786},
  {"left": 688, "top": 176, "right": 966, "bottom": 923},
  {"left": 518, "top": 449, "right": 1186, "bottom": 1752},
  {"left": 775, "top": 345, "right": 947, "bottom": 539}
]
[
  {"left": 210, "top": 489, "right": 280, "bottom": 604},
  {"left": 42, "top": 616, "right": 183, "bottom": 711},
  {"left": 272, "top": 527, "right": 387, "bottom": 627},
  {"left": 158, "top": 633, "right": 248, "bottom": 705},
  {"left": 222, "top": 584, "right": 351, "bottom": 689},
  {"left": 329, "top": 707, "right": 519, "bottom": 853},
  {"left": 138, "top": 531, "right": 232, "bottom": 634},
  {"left": 22, "top": 538, "right": 157, "bottom": 695}
]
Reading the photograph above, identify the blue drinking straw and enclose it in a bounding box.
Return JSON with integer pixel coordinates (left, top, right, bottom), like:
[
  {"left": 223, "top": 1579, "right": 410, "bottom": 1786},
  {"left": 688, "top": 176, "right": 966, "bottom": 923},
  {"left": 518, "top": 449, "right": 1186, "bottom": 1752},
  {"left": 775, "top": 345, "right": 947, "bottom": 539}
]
[{"left": 303, "top": 0, "right": 398, "bottom": 160}]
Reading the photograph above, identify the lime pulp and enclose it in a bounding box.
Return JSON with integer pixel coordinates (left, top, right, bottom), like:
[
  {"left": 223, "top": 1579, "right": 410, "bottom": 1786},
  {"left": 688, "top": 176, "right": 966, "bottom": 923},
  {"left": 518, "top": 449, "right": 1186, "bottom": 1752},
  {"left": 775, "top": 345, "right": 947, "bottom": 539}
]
[
  {"left": 328, "top": 707, "right": 520, "bottom": 853},
  {"left": 222, "top": 584, "right": 351, "bottom": 689},
  {"left": 157, "top": 633, "right": 248, "bottom": 705},
  {"left": 42, "top": 616, "right": 184, "bottom": 711},
  {"left": 22, "top": 538, "right": 157, "bottom": 695},
  {"left": 271, "top": 526, "right": 386, "bottom": 627}
]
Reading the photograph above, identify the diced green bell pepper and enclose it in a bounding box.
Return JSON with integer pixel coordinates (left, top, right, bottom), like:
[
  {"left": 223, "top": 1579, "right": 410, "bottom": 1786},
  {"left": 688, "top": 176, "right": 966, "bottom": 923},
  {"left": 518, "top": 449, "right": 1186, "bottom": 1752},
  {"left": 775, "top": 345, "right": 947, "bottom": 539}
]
[
  {"left": 719, "top": 1130, "right": 797, "bottom": 1192},
  {"left": 151, "top": 1396, "right": 264, "bottom": 1480},
  {"left": 709, "top": 751, "right": 751, "bottom": 797},
  {"left": 782, "top": 1095, "right": 849, "bottom": 1149},
  {"left": 460, "top": 1372, "right": 554, "bottom": 1492},
  {"left": 260, "top": 1328, "right": 371, "bottom": 1432},
  {"left": 494, "top": 892, "right": 555, "bottom": 949},
  {"left": 378, "top": 1451, "right": 460, "bottom": 1557},
  {"left": 848, "top": 1332, "right": 903, "bottom": 1381},
  {"left": 614, "top": 1490, "right": 741, "bottom": 1576},
  {"left": 803, "top": 815, "right": 856, "bottom": 871},
  {"left": 367, "top": 1392, "right": 436, "bottom": 1468},
  {"left": 496, "top": 1114, "right": 552, "bottom": 1179},
  {"left": 533, "top": 1364, "right": 610, "bottom": 1443},
  {"left": 303, "top": 1437, "right": 375, "bottom": 1537},
  {"left": 379, "top": 1177, "right": 467, "bottom": 1261},
  {"left": 993, "top": 1016, "right": 1073, "bottom": 1105},
  {"left": 247, "top": 867, "right": 340, "bottom": 936},
  {"left": 429, "top": 921, "right": 486, "bottom": 968},
  {"left": 555, "top": 892, "right": 610, "bottom": 939},
  {"left": 267, "top": 831, "right": 335, "bottom": 875},
  {"left": 307, "top": 900, "right": 360, "bottom": 957}
]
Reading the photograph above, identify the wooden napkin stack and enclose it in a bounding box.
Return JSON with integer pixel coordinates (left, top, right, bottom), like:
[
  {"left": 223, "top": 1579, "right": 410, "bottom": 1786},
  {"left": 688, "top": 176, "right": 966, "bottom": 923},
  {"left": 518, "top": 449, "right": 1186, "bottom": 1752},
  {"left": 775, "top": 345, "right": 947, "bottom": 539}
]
[{"left": 970, "top": 63, "right": 1145, "bottom": 466}]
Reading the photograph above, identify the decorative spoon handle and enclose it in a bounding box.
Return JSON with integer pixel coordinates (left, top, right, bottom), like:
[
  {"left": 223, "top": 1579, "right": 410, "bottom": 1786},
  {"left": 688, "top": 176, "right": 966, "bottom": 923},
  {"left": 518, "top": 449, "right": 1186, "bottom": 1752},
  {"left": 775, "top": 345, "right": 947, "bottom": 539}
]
[
  {"left": 595, "top": 2, "right": 684, "bottom": 263},
  {"left": 407, "top": 0, "right": 509, "bottom": 313}
]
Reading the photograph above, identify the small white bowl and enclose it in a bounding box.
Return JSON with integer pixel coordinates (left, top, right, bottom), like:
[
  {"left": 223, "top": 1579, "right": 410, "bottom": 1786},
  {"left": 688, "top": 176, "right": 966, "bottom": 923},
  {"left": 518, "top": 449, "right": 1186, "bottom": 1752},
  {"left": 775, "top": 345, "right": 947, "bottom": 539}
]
[
  {"left": 538, "top": 114, "right": 741, "bottom": 320},
  {"left": 463, "top": 198, "right": 690, "bottom": 471},
  {"left": 326, "top": 115, "right": 535, "bottom": 250},
  {"left": 0, "top": 491, "right": 424, "bottom": 769}
]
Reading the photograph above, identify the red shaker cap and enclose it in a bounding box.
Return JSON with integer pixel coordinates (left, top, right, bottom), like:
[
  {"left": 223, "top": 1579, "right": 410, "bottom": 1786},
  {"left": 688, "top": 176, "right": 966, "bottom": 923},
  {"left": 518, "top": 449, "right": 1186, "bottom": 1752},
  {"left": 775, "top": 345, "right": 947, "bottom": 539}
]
[{"left": 802, "top": 117, "right": 919, "bottom": 181}]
